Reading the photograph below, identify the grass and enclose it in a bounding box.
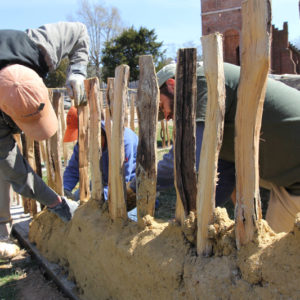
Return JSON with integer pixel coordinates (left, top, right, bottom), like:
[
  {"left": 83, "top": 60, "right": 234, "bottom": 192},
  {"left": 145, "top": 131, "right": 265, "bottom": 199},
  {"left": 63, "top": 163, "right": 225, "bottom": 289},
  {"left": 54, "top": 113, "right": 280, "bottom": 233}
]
[{"left": 0, "top": 254, "right": 34, "bottom": 300}]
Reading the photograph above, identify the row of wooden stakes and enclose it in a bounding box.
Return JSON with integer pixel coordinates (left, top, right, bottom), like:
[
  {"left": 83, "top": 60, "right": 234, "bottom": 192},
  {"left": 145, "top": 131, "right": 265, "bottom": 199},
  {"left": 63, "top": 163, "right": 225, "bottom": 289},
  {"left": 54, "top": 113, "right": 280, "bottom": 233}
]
[{"left": 17, "top": 0, "right": 271, "bottom": 256}]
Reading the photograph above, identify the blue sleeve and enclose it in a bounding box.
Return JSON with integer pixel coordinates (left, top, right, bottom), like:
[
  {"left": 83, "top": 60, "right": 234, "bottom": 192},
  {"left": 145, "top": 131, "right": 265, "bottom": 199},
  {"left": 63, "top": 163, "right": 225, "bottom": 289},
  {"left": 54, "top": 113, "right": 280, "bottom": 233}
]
[
  {"left": 123, "top": 128, "right": 138, "bottom": 183},
  {"left": 63, "top": 142, "right": 79, "bottom": 191}
]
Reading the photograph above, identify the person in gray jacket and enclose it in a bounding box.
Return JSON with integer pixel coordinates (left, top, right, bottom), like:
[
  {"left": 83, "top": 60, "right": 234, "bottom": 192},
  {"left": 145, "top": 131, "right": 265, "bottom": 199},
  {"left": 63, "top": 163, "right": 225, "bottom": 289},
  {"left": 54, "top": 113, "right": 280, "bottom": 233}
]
[{"left": 0, "top": 22, "right": 90, "bottom": 258}]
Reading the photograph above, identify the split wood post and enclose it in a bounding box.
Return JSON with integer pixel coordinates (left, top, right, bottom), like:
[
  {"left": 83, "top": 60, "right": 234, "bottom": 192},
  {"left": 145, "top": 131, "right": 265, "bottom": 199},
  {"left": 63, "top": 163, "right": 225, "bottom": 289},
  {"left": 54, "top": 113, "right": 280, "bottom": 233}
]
[
  {"left": 196, "top": 33, "right": 226, "bottom": 256},
  {"left": 124, "top": 96, "right": 129, "bottom": 127},
  {"left": 26, "top": 136, "right": 38, "bottom": 215},
  {"left": 13, "top": 134, "right": 22, "bottom": 205},
  {"left": 130, "top": 92, "right": 136, "bottom": 132},
  {"left": 45, "top": 90, "right": 63, "bottom": 195},
  {"left": 136, "top": 55, "right": 159, "bottom": 224},
  {"left": 78, "top": 102, "right": 90, "bottom": 203},
  {"left": 20, "top": 133, "right": 30, "bottom": 214},
  {"left": 160, "top": 120, "right": 166, "bottom": 148},
  {"left": 174, "top": 48, "right": 197, "bottom": 225},
  {"left": 166, "top": 120, "right": 170, "bottom": 147},
  {"left": 34, "top": 140, "right": 44, "bottom": 210},
  {"left": 85, "top": 77, "right": 103, "bottom": 204},
  {"left": 105, "top": 78, "right": 114, "bottom": 204},
  {"left": 235, "top": 0, "right": 271, "bottom": 248},
  {"left": 60, "top": 92, "right": 69, "bottom": 166},
  {"left": 109, "top": 65, "right": 129, "bottom": 220}
]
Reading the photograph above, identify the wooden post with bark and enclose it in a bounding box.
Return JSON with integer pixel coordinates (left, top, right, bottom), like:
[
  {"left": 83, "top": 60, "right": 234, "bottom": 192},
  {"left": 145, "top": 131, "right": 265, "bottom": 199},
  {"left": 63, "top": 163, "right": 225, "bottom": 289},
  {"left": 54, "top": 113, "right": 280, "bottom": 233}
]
[
  {"left": 78, "top": 102, "right": 90, "bottom": 203},
  {"left": 85, "top": 77, "right": 103, "bottom": 204},
  {"left": 136, "top": 55, "right": 159, "bottom": 224},
  {"left": 235, "top": 0, "right": 271, "bottom": 248},
  {"left": 130, "top": 93, "right": 136, "bottom": 132},
  {"left": 109, "top": 65, "right": 129, "bottom": 220},
  {"left": 166, "top": 120, "right": 170, "bottom": 147},
  {"left": 46, "top": 90, "right": 64, "bottom": 195},
  {"left": 174, "top": 48, "right": 197, "bottom": 225},
  {"left": 60, "top": 92, "right": 69, "bottom": 166},
  {"left": 196, "top": 33, "right": 226, "bottom": 256},
  {"left": 105, "top": 78, "right": 114, "bottom": 204},
  {"left": 160, "top": 120, "right": 166, "bottom": 148}
]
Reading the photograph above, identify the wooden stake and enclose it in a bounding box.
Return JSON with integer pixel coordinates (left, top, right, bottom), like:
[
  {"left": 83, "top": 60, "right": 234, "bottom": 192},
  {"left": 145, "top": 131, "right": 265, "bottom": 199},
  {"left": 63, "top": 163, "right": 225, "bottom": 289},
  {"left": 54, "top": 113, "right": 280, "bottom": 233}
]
[
  {"left": 78, "top": 103, "right": 90, "bottom": 203},
  {"left": 48, "top": 90, "right": 64, "bottom": 195},
  {"left": 235, "top": 0, "right": 271, "bottom": 248},
  {"left": 197, "top": 33, "right": 225, "bottom": 256},
  {"left": 109, "top": 65, "right": 129, "bottom": 220},
  {"left": 130, "top": 93, "right": 136, "bottom": 132},
  {"left": 60, "top": 94, "right": 69, "bottom": 166},
  {"left": 160, "top": 120, "right": 166, "bottom": 148},
  {"left": 174, "top": 48, "right": 197, "bottom": 225},
  {"left": 85, "top": 77, "right": 103, "bottom": 204},
  {"left": 136, "top": 55, "right": 159, "bottom": 224},
  {"left": 105, "top": 78, "right": 114, "bottom": 205},
  {"left": 166, "top": 120, "right": 170, "bottom": 147}
]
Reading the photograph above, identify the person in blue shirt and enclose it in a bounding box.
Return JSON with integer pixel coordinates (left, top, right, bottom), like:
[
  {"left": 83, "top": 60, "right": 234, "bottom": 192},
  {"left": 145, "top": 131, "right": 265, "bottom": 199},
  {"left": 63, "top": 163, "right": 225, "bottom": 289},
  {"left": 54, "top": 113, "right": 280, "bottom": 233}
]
[{"left": 63, "top": 106, "right": 138, "bottom": 209}]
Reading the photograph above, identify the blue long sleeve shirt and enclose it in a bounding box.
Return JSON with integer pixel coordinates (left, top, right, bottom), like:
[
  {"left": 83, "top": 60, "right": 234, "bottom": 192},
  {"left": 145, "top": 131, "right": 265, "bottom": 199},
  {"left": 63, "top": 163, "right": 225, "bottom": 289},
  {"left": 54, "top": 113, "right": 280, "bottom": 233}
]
[{"left": 63, "top": 124, "right": 138, "bottom": 201}]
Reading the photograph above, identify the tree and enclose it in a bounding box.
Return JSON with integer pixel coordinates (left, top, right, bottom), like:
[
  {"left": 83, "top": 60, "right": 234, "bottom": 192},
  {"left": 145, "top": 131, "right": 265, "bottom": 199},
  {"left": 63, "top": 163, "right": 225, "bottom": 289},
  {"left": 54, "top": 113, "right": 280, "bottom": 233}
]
[
  {"left": 101, "top": 26, "right": 166, "bottom": 82},
  {"left": 69, "top": 0, "right": 124, "bottom": 79},
  {"left": 44, "top": 58, "right": 69, "bottom": 88}
]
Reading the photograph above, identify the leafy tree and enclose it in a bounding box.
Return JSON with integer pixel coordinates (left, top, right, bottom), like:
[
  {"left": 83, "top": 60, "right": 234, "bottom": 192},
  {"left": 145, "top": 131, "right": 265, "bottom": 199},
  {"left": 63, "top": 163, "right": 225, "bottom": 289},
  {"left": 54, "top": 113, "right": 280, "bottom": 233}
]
[
  {"left": 44, "top": 58, "right": 69, "bottom": 88},
  {"left": 69, "top": 0, "right": 124, "bottom": 79},
  {"left": 101, "top": 26, "right": 166, "bottom": 82}
]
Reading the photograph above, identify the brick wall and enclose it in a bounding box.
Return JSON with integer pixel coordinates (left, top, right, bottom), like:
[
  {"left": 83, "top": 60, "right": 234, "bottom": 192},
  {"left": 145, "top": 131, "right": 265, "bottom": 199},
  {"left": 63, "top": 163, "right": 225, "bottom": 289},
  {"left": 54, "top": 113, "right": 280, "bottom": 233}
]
[{"left": 201, "top": 0, "right": 300, "bottom": 74}]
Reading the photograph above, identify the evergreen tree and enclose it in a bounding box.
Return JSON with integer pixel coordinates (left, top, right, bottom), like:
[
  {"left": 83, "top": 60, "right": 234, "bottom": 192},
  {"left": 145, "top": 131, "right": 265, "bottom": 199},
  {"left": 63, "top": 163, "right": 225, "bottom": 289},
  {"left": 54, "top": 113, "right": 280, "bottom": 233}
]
[{"left": 101, "top": 26, "right": 166, "bottom": 82}]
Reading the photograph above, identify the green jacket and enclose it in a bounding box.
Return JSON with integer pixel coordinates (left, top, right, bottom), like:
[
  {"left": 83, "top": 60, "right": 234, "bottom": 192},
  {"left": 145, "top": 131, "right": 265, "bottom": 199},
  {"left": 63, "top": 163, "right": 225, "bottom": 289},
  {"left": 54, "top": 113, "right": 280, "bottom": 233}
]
[{"left": 197, "top": 63, "right": 300, "bottom": 194}]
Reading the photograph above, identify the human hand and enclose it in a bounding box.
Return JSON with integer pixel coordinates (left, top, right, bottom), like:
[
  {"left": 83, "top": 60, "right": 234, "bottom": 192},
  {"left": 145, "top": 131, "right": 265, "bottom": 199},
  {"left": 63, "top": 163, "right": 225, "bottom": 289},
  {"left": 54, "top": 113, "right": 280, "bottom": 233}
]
[
  {"left": 48, "top": 197, "right": 78, "bottom": 222},
  {"left": 64, "top": 189, "right": 75, "bottom": 201},
  {"left": 66, "top": 73, "right": 87, "bottom": 107}
]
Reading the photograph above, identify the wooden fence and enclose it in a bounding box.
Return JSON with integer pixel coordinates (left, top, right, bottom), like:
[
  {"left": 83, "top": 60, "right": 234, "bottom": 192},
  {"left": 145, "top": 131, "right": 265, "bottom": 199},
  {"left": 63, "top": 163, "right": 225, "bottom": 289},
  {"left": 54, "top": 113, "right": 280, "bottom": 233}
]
[{"left": 18, "top": 0, "right": 271, "bottom": 255}]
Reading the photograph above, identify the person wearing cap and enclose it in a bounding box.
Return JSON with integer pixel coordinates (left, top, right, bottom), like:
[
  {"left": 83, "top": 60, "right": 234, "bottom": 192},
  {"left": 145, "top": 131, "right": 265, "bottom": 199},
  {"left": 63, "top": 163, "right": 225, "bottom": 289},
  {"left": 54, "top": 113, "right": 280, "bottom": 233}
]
[
  {"left": 0, "top": 22, "right": 89, "bottom": 258},
  {"left": 63, "top": 106, "right": 138, "bottom": 208},
  {"left": 131, "top": 62, "right": 300, "bottom": 233}
]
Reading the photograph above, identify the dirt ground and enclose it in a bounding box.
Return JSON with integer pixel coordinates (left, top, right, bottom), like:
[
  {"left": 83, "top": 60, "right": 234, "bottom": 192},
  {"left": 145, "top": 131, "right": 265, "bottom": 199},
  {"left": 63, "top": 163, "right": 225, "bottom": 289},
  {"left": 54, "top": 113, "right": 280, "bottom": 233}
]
[{"left": 0, "top": 249, "right": 69, "bottom": 300}]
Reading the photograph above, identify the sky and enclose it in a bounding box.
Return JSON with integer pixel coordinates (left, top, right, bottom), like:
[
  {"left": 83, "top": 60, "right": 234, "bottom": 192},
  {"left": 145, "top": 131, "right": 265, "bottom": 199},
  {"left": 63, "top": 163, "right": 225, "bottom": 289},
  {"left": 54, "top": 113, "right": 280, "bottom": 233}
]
[{"left": 0, "top": 0, "right": 299, "bottom": 58}]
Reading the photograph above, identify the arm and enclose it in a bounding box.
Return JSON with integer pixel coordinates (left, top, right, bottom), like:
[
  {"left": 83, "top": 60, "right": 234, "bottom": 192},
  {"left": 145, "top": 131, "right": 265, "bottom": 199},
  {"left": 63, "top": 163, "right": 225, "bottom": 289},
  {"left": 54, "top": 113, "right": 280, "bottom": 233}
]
[
  {"left": 26, "top": 22, "right": 89, "bottom": 76},
  {"left": 0, "top": 119, "right": 58, "bottom": 207},
  {"left": 63, "top": 143, "right": 80, "bottom": 192}
]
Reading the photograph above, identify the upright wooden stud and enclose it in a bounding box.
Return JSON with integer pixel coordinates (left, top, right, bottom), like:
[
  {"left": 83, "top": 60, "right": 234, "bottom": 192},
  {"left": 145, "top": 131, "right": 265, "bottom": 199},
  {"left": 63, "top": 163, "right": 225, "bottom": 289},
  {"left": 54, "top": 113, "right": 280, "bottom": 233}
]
[
  {"left": 136, "top": 55, "right": 159, "bottom": 224},
  {"left": 197, "top": 33, "right": 225, "bottom": 256},
  {"left": 174, "top": 48, "right": 197, "bottom": 225},
  {"left": 235, "top": 0, "right": 271, "bottom": 248},
  {"left": 109, "top": 65, "right": 129, "bottom": 220}
]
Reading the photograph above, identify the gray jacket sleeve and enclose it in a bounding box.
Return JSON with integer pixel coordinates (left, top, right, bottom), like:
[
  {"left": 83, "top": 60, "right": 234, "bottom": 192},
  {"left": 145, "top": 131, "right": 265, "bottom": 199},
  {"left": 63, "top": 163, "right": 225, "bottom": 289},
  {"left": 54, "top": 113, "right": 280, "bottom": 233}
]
[
  {"left": 26, "top": 21, "right": 90, "bottom": 77},
  {"left": 0, "top": 119, "right": 59, "bottom": 207}
]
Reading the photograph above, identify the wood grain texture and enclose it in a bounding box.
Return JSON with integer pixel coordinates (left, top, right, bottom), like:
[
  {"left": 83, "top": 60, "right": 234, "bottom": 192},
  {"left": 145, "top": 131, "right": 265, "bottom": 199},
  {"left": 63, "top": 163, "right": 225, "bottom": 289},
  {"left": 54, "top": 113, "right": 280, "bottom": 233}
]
[
  {"left": 109, "top": 65, "right": 129, "bottom": 220},
  {"left": 235, "top": 0, "right": 271, "bottom": 248},
  {"left": 136, "top": 55, "right": 159, "bottom": 223},
  {"left": 196, "top": 33, "right": 225, "bottom": 256},
  {"left": 86, "top": 77, "right": 103, "bottom": 203},
  {"left": 174, "top": 48, "right": 197, "bottom": 225}
]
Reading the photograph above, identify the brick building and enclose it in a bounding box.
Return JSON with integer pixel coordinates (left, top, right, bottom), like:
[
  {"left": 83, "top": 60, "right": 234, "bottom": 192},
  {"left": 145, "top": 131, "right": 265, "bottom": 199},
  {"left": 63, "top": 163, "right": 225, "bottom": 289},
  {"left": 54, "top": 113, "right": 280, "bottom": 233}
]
[{"left": 201, "top": 0, "right": 300, "bottom": 74}]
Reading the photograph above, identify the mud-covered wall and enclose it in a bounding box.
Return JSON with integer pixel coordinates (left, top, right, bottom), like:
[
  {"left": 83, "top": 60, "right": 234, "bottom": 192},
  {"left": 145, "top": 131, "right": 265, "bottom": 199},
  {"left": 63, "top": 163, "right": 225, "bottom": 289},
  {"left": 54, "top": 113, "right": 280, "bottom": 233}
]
[{"left": 29, "top": 201, "right": 300, "bottom": 300}]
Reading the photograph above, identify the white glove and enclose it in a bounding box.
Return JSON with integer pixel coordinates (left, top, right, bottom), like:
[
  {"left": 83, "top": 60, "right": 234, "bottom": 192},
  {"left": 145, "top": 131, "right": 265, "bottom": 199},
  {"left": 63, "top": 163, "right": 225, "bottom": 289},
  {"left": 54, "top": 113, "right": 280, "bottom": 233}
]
[{"left": 66, "top": 73, "right": 87, "bottom": 107}]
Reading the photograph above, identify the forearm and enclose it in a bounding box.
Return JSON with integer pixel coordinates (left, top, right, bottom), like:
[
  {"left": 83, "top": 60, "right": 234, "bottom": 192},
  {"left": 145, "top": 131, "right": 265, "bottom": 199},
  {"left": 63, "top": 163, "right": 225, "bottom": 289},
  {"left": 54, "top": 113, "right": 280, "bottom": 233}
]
[{"left": 0, "top": 135, "right": 58, "bottom": 206}]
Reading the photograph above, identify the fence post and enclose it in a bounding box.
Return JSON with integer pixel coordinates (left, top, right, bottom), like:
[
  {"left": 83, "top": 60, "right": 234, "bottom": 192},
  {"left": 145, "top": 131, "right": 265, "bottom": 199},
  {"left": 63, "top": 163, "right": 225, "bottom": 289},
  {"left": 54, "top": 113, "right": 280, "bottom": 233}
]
[
  {"left": 44, "top": 90, "right": 63, "bottom": 195},
  {"left": 130, "top": 93, "right": 136, "bottom": 132},
  {"left": 136, "top": 55, "right": 159, "bottom": 224},
  {"left": 160, "top": 120, "right": 166, "bottom": 148},
  {"left": 78, "top": 102, "right": 90, "bottom": 203},
  {"left": 174, "top": 48, "right": 197, "bottom": 225},
  {"left": 85, "top": 77, "right": 103, "bottom": 204},
  {"left": 109, "top": 65, "right": 129, "bottom": 220},
  {"left": 196, "top": 33, "right": 225, "bottom": 256},
  {"left": 105, "top": 78, "right": 114, "bottom": 206},
  {"left": 235, "top": 0, "right": 271, "bottom": 248}
]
